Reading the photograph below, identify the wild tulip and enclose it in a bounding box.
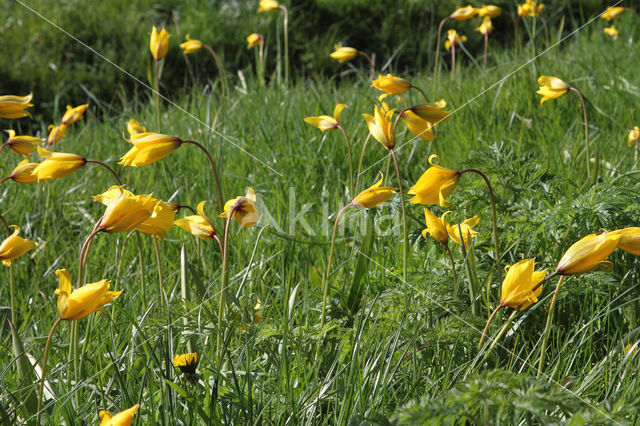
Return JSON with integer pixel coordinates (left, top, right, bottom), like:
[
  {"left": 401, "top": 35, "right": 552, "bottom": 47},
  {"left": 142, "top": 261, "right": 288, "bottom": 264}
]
[
  {"left": 363, "top": 104, "right": 395, "bottom": 149},
  {"left": 257, "top": 0, "right": 279, "bottom": 13},
  {"left": 0, "top": 93, "right": 33, "bottom": 119},
  {"left": 127, "top": 119, "right": 146, "bottom": 137},
  {"left": 55, "top": 268, "right": 122, "bottom": 320},
  {"left": 1, "top": 130, "right": 40, "bottom": 157},
  {"left": 500, "top": 259, "right": 546, "bottom": 310},
  {"left": 175, "top": 201, "right": 218, "bottom": 240},
  {"left": 629, "top": 126, "right": 640, "bottom": 147},
  {"left": 33, "top": 146, "right": 86, "bottom": 181},
  {"left": 601, "top": 6, "right": 625, "bottom": 21},
  {"left": 422, "top": 208, "right": 448, "bottom": 245},
  {"left": 0, "top": 225, "right": 37, "bottom": 267},
  {"left": 99, "top": 404, "right": 139, "bottom": 426},
  {"left": 47, "top": 124, "right": 67, "bottom": 145},
  {"left": 477, "top": 5, "right": 501, "bottom": 18},
  {"left": 98, "top": 194, "right": 155, "bottom": 234},
  {"left": 517, "top": 0, "right": 544, "bottom": 17},
  {"left": 444, "top": 29, "right": 467, "bottom": 50},
  {"left": 304, "top": 103, "right": 346, "bottom": 131},
  {"left": 536, "top": 76, "right": 570, "bottom": 104},
  {"left": 61, "top": 104, "right": 88, "bottom": 125},
  {"left": 219, "top": 188, "right": 259, "bottom": 228},
  {"left": 330, "top": 45, "right": 358, "bottom": 63},
  {"left": 609, "top": 228, "right": 640, "bottom": 256},
  {"left": 180, "top": 35, "right": 204, "bottom": 54},
  {"left": 399, "top": 110, "right": 435, "bottom": 141},
  {"left": 246, "top": 33, "right": 262, "bottom": 49},
  {"left": 371, "top": 73, "right": 411, "bottom": 95},
  {"left": 442, "top": 211, "right": 479, "bottom": 249},
  {"left": 119, "top": 132, "right": 183, "bottom": 167},
  {"left": 351, "top": 175, "right": 397, "bottom": 208},
  {"left": 555, "top": 231, "right": 620, "bottom": 275},
  {"left": 604, "top": 25, "right": 619, "bottom": 39},
  {"left": 150, "top": 26, "right": 170, "bottom": 61},
  {"left": 2, "top": 159, "right": 39, "bottom": 184},
  {"left": 408, "top": 154, "right": 461, "bottom": 206},
  {"left": 475, "top": 16, "right": 494, "bottom": 35},
  {"left": 450, "top": 5, "right": 477, "bottom": 21}
]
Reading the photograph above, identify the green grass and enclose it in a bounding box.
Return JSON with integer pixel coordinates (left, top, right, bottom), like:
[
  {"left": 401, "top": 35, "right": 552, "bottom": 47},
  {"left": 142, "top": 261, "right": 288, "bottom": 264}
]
[{"left": 2, "top": 4, "right": 640, "bottom": 425}]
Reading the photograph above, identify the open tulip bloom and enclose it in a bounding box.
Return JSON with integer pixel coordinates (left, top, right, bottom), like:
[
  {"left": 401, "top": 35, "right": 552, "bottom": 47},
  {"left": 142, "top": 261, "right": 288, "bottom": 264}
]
[
  {"left": 0, "top": 93, "right": 33, "bottom": 119},
  {"left": 1, "top": 159, "right": 39, "bottom": 184}
]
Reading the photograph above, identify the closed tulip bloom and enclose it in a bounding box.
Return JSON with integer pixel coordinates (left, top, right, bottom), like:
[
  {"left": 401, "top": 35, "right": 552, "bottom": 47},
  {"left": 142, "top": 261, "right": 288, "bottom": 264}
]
[
  {"left": 119, "top": 132, "right": 183, "bottom": 167},
  {"left": 475, "top": 16, "right": 494, "bottom": 35},
  {"left": 304, "top": 103, "right": 346, "bottom": 131},
  {"left": 8, "top": 159, "right": 39, "bottom": 183},
  {"left": 371, "top": 74, "right": 411, "bottom": 95},
  {"left": 175, "top": 201, "right": 217, "bottom": 239},
  {"left": 246, "top": 33, "right": 262, "bottom": 49},
  {"left": 442, "top": 211, "right": 479, "bottom": 248},
  {"left": 400, "top": 110, "right": 435, "bottom": 141},
  {"left": 450, "top": 5, "right": 477, "bottom": 21},
  {"left": 54, "top": 269, "right": 122, "bottom": 320},
  {"left": 445, "top": 29, "right": 467, "bottom": 50},
  {"left": 517, "top": 0, "right": 544, "bottom": 17},
  {"left": 0, "top": 93, "right": 33, "bottom": 119},
  {"left": 352, "top": 175, "right": 397, "bottom": 208},
  {"left": 330, "top": 45, "right": 358, "bottom": 63},
  {"left": 410, "top": 99, "right": 451, "bottom": 123},
  {"left": 2, "top": 130, "right": 40, "bottom": 157},
  {"left": 609, "top": 228, "right": 640, "bottom": 256},
  {"left": 173, "top": 352, "right": 199, "bottom": 374},
  {"left": 127, "top": 119, "right": 146, "bottom": 137},
  {"left": 604, "top": 25, "right": 619, "bottom": 39},
  {"left": 99, "top": 194, "right": 155, "bottom": 233},
  {"left": 33, "top": 146, "right": 86, "bottom": 181},
  {"left": 92, "top": 185, "right": 135, "bottom": 206},
  {"left": 219, "top": 188, "right": 259, "bottom": 228},
  {"left": 628, "top": 126, "right": 640, "bottom": 147},
  {"left": 601, "top": 6, "right": 625, "bottom": 21},
  {"left": 0, "top": 225, "right": 37, "bottom": 267},
  {"left": 500, "top": 258, "right": 546, "bottom": 310},
  {"left": 61, "top": 104, "right": 88, "bottom": 125},
  {"left": 477, "top": 5, "right": 502, "bottom": 18},
  {"left": 363, "top": 105, "right": 395, "bottom": 149},
  {"left": 99, "top": 404, "right": 139, "bottom": 426},
  {"left": 180, "top": 35, "right": 204, "bottom": 54},
  {"left": 258, "top": 0, "right": 279, "bottom": 12},
  {"left": 408, "top": 154, "right": 460, "bottom": 206},
  {"left": 556, "top": 231, "right": 621, "bottom": 275},
  {"left": 47, "top": 124, "right": 67, "bottom": 145},
  {"left": 536, "top": 76, "right": 570, "bottom": 105},
  {"left": 422, "top": 208, "right": 448, "bottom": 245},
  {"left": 150, "top": 26, "right": 170, "bottom": 61}
]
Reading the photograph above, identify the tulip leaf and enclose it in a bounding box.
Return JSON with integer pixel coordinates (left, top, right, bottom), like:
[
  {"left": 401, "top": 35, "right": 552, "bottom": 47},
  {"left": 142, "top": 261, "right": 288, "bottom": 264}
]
[
  {"left": 345, "top": 218, "right": 374, "bottom": 316},
  {"left": 9, "top": 320, "right": 39, "bottom": 416}
]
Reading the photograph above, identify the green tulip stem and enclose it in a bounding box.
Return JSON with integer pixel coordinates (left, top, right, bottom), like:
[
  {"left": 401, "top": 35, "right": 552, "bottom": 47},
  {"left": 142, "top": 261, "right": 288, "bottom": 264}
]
[
  {"left": 321, "top": 203, "right": 354, "bottom": 331},
  {"left": 357, "top": 50, "right": 376, "bottom": 79},
  {"left": 183, "top": 140, "right": 225, "bottom": 213},
  {"left": 478, "top": 305, "right": 503, "bottom": 350},
  {"left": 444, "top": 243, "right": 457, "bottom": 295},
  {"left": 569, "top": 87, "right": 591, "bottom": 182},
  {"left": 152, "top": 236, "right": 165, "bottom": 307},
  {"left": 154, "top": 60, "right": 161, "bottom": 130},
  {"left": 86, "top": 159, "right": 122, "bottom": 185},
  {"left": 336, "top": 124, "right": 354, "bottom": 196},
  {"left": 484, "top": 309, "right": 518, "bottom": 359},
  {"left": 218, "top": 207, "right": 235, "bottom": 360},
  {"left": 538, "top": 275, "right": 565, "bottom": 377},
  {"left": 37, "top": 316, "right": 62, "bottom": 425},
  {"left": 460, "top": 168, "right": 499, "bottom": 263},
  {"left": 279, "top": 5, "right": 289, "bottom": 85},
  {"left": 390, "top": 148, "right": 408, "bottom": 281},
  {"left": 434, "top": 16, "right": 450, "bottom": 84},
  {"left": 355, "top": 134, "right": 372, "bottom": 193},
  {"left": 203, "top": 44, "right": 228, "bottom": 98}
]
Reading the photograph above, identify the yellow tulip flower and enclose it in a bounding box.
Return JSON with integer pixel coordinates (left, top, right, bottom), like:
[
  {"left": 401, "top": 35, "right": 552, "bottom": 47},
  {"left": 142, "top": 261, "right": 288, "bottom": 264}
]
[
  {"left": 604, "top": 25, "right": 619, "bottom": 39},
  {"left": 351, "top": 175, "right": 397, "bottom": 208},
  {"left": 54, "top": 269, "right": 122, "bottom": 320},
  {"left": 371, "top": 74, "right": 411, "bottom": 95},
  {"left": 399, "top": 110, "right": 436, "bottom": 141},
  {"left": 258, "top": 0, "right": 279, "bottom": 13},
  {"left": 422, "top": 208, "right": 448, "bottom": 245},
  {"left": 219, "top": 188, "right": 259, "bottom": 228},
  {"left": 175, "top": 201, "right": 218, "bottom": 239},
  {"left": 180, "top": 35, "right": 204, "bottom": 54},
  {"left": 0, "top": 225, "right": 37, "bottom": 267},
  {"left": 150, "top": 26, "right": 170, "bottom": 61},
  {"left": 119, "top": 131, "right": 183, "bottom": 167},
  {"left": 410, "top": 99, "right": 450, "bottom": 123},
  {"left": 0, "top": 93, "right": 33, "bottom": 119},
  {"left": 477, "top": 5, "right": 502, "bottom": 18},
  {"left": 173, "top": 352, "right": 199, "bottom": 374},
  {"left": 500, "top": 258, "right": 546, "bottom": 310},
  {"left": 246, "top": 33, "right": 262, "bottom": 49},
  {"left": 629, "top": 126, "right": 640, "bottom": 147},
  {"left": 408, "top": 154, "right": 460, "bottom": 206},
  {"left": 517, "top": 0, "right": 544, "bottom": 17},
  {"left": 450, "top": 5, "right": 477, "bottom": 21},
  {"left": 99, "top": 404, "right": 139, "bottom": 426},
  {"left": 330, "top": 45, "right": 358, "bottom": 63},
  {"left": 536, "top": 76, "right": 570, "bottom": 105},
  {"left": 601, "top": 6, "right": 625, "bottom": 21},
  {"left": 61, "top": 104, "right": 88, "bottom": 125},
  {"left": 556, "top": 231, "right": 621, "bottom": 275},
  {"left": 92, "top": 185, "right": 135, "bottom": 206},
  {"left": 2, "top": 130, "right": 40, "bottom": 157},
  {"left": 33, "top": 146, "right": 86, "bottom": 181},
  {"left": 99, "top": 194, "right": 155, "bottom": 234},
  {"left": 445, "top": 29, "right": 467, "bottom": 50},
  {"left": 47, "top": 124, "right": 67, "bottom": 145},
  {"left": 609, "top": 228, "right": 640, "bottom": 256},
  {"left": 442, "top": 211, "right": 479, "bottom": 248},
  {"left": 7, "top": 159, "right": 39, "bottom": 183},
  {"left": 127, "top": 119, "right": 146, "bottom": 137},
  {"left": 625, "top": 343, "right": 638, "bottom": 356},
  {"left": 304, "top": 103, "right": 346, "bottom": 131},
  {"left": 363, "top": 104, "right": 395, "bottom": 149},
  {"left": 475, "top": 16, "right": 494, "bottom": 35}
]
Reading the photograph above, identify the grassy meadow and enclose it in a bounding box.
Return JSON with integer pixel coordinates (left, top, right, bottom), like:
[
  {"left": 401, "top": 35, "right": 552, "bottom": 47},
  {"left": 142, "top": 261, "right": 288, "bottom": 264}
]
[{"left": 2, "top": 1, "right": 640, "bottom": 424}]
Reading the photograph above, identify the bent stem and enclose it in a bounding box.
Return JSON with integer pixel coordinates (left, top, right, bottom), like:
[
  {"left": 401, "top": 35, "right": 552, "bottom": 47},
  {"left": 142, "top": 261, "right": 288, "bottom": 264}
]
[
  {"left": 569, "top": 87, "right": 591, "bottom": 182},
  {"left": 537, "top": 275, "right": 565, "bottom": 377},
  {"left": 460, "top": 169, "right": 499, "bottom": 262},
  {"left": 279, "top": 5, "right": 289, "bottom": 85},
  {"left": 152, "top": 236, "right": 165, "bottom": 307},
  {"left": 154, "top": 60, "right": 161, "bottom": 130},
  {"left": 411, "top": 85, "right": 430, "bottom": 103},
  {"left": 183, "top": 140, "right": 224, "bottom": 212},
  {"left": 0, "top": 213, "right": 9, "bottom": 235},
  {"left": 483, "top": 310, "right": 518, "bottom": 360},
  {"left": 478, "top": 305, "right": 503, "bottom": 350},
  {"left": 390, "top": 148, "right": 408, "bottom": 281},
  {"left": 87, "top": 159, "right": 122, "bottom": 185},
  {"left": 204, "top": 44, "right": 228, "bottom": 98},
  {"left": 36, "top": 316, "right": 62, "bottom": 425},
  {"left": 444, "top": 243, "right": 457, "bottom": 295},
  {"left": 357, "top": 50, "right": 376, "bottom": 79},
  {"left": 336, "top": 124, "right": 354, "bottom": 196},
  {"left": 218, "top": 207, "right": 235, "bottom": 360},
  {"left": 434, "top": 16, "right": 450, "bottom": 83},
  {"left": 355, "top": 134, "right": 372, "bottom": 193},
  {"left": 0, "top": 176, "right": 10, "bottom": 185}
]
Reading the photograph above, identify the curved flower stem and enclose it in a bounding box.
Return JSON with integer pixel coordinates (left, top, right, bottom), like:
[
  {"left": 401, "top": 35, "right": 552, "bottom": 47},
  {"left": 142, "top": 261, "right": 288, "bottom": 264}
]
[
  {"left": 336, "top": 124, "right": 354, "bottom": 196},
  {"left": 321, "top": 203, "right": 354, "bottom": 330},
  {"left": 0, "top": 176, "right": 10, "bottom": 185},
  {"left": 203, "top": 44, "right": 228, "bottom": 98},
  {"left": 355, "top": 134, "right": 372, "bottom": 193},
  {"left": 569, "top": 87, "right": 592, "bottom": 183},
  {"left": 155, "top": 60, "right": 161, "bottom": 130},
  {"left": 182, "top": 140, "right": 224, "bottom": 212},
  {"left": 531, "top": 270, "right": 559, "bottom": 293},
  {"left": 36, "top": 316, "right": 62, "bottom": 425},
  {"left": 450, "top": 42, "right": 456, "bottom": 81},
  {"left": 0, "top": 141, "right": 9, "bottom": 153},
  {"left": 460, "top": 169, "right": 500, "bottom": 263},
  {"left": 483, "top": 309, "right": 518, "bottom": 360},
  {"left": 175, "top": 204, "right": 197, "bottom": 215},
  {"left": 538, "top": 275, "right": 565, "bottom": 377},
  {"left": 279, "top": 5, "right": 289, "bottom": 85},
  {"left": 217, "top": 207, "right": 235, "bottom": 360},
  {"left": 390, "top": 148, "right": 408, "bottom": 281},
  {"left": 410, "top": 85, "right": 430, "bottom": 103},
  {"left": 214, "top": 234, "right": 224, "bottom": 258},
  {"left": 478, "top": 305, "right": 503, "bottom": 350},
  {"left": 86, "top": 159, "right": 122, "bottom": 185},
  {"left": 434, "top": 16, "right": 450, "bottom": 84},
  {"left": 0, "top": 213, "right": 9, "bottom": 235},
  {"left": 357, "top": 50, "right": 375, "bottom": 79},
  {"left": 444, "top": 243, "right": 457, "bottom": 294},
  {"left": 152, "top": 236, "right": 165, "bottom": 307}
]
